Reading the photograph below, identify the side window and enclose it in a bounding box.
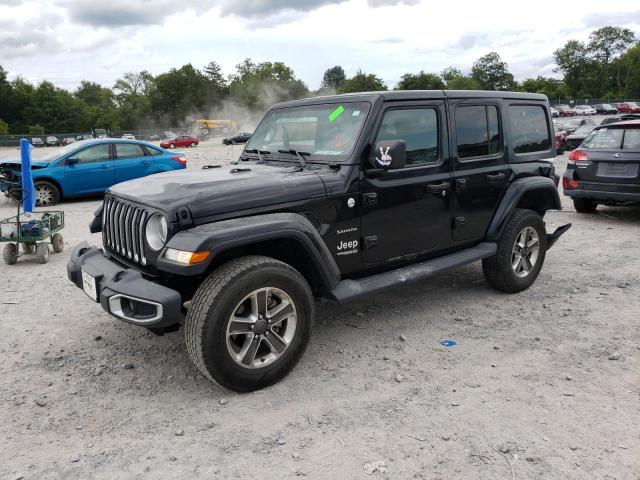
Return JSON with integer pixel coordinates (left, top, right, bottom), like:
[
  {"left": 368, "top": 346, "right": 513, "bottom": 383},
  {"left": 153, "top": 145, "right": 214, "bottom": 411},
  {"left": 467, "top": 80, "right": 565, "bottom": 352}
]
[
  {"left": 143, "top": 145, "right": 163, "bottom": 156},
  {"left": 72, "top": 144, "right": 110, "bottom": 164},
  {"left": 623, "top": 129, "right": 640, "bottom": 150},
  {"left": 374, "top": 108, "right": 439, "bottom": 166},
  {"left": 455, "top": 105, "right": 501, "bottom": 159},
  {"left": 115, "top": 143, "right": 145, "bottom": 160},
  {"left": 510, "top": 105, "right": 551, "bottom": 154}
]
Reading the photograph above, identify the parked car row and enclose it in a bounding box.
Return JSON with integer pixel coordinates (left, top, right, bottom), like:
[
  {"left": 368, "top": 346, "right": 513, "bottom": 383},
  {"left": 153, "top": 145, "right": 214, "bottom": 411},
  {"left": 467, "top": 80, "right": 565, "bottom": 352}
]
[{"left": 551, "top": 102, "right": 640, "bottom": 117}]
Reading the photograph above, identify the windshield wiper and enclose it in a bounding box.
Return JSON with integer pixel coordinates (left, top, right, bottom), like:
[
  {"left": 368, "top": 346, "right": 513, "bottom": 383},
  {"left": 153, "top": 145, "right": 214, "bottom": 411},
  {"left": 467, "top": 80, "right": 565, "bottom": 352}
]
[
  {"left": 278, "top": 149, "right": 310, "bottom": 169},
  {"left": 244, "top": 149, "right": 270, "bottom": 162}
]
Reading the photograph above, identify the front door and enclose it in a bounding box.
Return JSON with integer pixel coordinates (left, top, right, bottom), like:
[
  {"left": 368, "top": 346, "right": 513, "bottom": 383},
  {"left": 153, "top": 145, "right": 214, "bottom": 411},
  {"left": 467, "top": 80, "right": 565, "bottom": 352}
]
[
  {"left": 450, "top": 101, "right": 510, "bottom": 242},
  {"left": 360, "top": 102, "right": 453, "bottom": 264},
  {"left": 63, "top": 143, "right": 114, "bottom": 195}
]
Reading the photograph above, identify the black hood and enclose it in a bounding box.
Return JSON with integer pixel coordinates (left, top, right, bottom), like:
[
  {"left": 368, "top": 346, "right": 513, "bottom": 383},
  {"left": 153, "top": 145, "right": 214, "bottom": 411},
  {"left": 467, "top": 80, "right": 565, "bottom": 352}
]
[{"left": 108, "top": 163, "right": 328, "bottom": 219}]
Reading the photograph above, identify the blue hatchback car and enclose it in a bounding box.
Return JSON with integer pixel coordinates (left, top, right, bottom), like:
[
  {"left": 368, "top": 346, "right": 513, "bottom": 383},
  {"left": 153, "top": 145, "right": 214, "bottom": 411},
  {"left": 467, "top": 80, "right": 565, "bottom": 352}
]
[{"left": 0, "top": 139, "right": 187, "bottom": 206}]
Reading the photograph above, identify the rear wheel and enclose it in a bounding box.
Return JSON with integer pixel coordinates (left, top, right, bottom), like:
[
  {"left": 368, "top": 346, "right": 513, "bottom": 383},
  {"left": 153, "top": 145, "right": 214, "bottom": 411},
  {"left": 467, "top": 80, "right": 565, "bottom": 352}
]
[
  {"left": 483, "top": 209, "right": 547, "bottom": 293},
  {"left": 190, "top": 142, "right": 196, "bottom": 147},
  {"left": 169, "top": 143, "right": 175, "bottom": 149},
  {"left": 185, "top": 255, "right": 314, "bottom": 392},
  {"left": 51, "top": 233, "right": 64, "bottom": 253},
  {"left": 573, "top": 198, "right": 597, "bottom": 213},
  {"left": 35, "top": 181, "right": 60, "bottom": 206}
]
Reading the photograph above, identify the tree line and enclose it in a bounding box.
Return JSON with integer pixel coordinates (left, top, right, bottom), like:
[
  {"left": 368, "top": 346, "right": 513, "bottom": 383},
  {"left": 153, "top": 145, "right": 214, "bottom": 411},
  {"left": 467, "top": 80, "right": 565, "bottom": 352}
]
[{"left": 0, "top": 26, "right": 637, "bottom": 135}]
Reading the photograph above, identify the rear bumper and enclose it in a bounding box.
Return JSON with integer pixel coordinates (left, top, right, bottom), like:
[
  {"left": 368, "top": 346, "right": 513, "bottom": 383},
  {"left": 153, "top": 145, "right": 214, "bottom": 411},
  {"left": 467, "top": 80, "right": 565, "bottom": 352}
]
[
  {"left": 67, "top": 242, "right": 184, "bottom": 328},
  {"left": 564, "top": 188, "right": 640, "bottom": 204}
]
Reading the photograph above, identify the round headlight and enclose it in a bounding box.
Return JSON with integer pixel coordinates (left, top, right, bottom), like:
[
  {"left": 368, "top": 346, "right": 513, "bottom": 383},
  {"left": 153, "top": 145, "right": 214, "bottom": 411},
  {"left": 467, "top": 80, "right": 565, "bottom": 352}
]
[{"left": 145, "top": 214, "right": 168, "bottom": 251}]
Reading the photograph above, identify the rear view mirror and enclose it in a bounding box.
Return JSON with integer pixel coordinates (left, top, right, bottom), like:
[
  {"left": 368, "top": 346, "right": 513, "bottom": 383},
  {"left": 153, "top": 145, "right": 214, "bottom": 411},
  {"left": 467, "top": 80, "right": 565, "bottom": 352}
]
[{"left": 372, "top": 140, "right": 406, "bottom": 169}]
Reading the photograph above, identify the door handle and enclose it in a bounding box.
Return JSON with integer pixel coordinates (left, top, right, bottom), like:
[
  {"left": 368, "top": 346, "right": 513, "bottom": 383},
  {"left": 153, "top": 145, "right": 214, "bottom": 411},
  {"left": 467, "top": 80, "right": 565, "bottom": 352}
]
[
  {"left": 140, "top": 160, "right": 150, "bottom": 165},
  {"left": 427, "top": 182, "right": 450, "bottom": 195},
  {"left": 486, "top": 173, "right": 506, "bottom": 182},
  {"left": 100, "top": 164, "right": 110, "bottom": 169}
]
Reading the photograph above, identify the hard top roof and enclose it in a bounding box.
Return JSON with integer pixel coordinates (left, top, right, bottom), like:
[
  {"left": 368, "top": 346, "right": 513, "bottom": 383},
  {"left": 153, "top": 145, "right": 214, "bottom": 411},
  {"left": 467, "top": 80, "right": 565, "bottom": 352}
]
[{"left": 272, "top": 90, "right": 548, "bottom": 109}]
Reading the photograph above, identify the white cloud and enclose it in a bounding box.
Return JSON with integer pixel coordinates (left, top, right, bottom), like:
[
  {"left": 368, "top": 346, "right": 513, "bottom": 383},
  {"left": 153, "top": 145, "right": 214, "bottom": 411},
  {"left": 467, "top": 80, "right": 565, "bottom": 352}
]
[{"left": 0, "top": 0, "right": 638, "bottom": 90}]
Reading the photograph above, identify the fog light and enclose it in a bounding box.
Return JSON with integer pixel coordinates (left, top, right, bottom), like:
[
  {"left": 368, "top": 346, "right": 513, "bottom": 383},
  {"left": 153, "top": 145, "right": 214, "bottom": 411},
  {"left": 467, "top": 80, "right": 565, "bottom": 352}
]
[{"left": 165, "top": 248, "right": 210, "bottom": 265}]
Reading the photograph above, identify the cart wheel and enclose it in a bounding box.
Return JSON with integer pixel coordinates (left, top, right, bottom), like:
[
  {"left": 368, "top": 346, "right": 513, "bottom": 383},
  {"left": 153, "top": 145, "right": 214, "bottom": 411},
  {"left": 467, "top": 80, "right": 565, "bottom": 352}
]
[
  {"left": 23, "top": 242, "right": 36, "bottom": 254},
  {"left": 36, "top": 242, "right": 50, "bottom": 264},
  {"left": 51, "top": 233, "right": 64, "bottom": 253},
  {"left": 3, "top": 243, "right": 18, "bottom": 265}
]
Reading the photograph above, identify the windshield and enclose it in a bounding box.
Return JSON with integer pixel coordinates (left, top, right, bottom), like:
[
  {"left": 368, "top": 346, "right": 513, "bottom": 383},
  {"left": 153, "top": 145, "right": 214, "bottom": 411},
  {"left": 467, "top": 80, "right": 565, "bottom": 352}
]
[
  {"left": 34, "top": 139, "right": 96, "bottom": 161},
  {"left": 244, "top": 102, "right": 371, "bottom": 162},
  {"left": 582, "top": 128, "right": 624, "bottom": 149}
]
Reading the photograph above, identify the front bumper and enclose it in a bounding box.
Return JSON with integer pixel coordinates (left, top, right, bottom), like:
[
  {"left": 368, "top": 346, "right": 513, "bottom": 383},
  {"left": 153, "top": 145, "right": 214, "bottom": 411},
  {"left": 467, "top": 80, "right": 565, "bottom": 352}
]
[
  {"left": 67, "top": 242, "right": 184, "bottom": 327},
  {"left": 0, "top": 178, "right": 19, "bottom": 194}
]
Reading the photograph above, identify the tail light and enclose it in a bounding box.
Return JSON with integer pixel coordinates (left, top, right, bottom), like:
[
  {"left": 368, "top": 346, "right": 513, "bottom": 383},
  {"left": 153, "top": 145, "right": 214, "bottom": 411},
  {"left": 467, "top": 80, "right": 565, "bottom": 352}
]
[
  {"left": 562, "top": 177, "right": 579, "bottom": 189},
  {"left": 172, "top": 156, "right": 187, "bottom": 166},
  {"left": 567, "top": 150, "right": 588, "bottom": 164}
]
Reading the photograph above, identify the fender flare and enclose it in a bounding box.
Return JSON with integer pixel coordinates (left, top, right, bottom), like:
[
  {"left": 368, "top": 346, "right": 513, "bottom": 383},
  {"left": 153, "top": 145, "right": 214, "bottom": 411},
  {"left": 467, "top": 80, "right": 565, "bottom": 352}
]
[
  {"left": 486, "top": 177, "right": 561, "bottom": 241},
  {"left": 158, "top": 212, "right": 341, "bottom": 288}
]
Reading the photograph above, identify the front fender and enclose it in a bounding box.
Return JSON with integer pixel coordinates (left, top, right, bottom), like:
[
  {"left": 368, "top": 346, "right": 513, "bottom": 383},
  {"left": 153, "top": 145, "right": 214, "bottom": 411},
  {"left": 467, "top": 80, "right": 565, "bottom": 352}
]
[
  {"left": 486, "top": 177, "right": 561, "bottom": 241},
  {"left": 158, "top": 212, "right": 341, "bottom": 288}
]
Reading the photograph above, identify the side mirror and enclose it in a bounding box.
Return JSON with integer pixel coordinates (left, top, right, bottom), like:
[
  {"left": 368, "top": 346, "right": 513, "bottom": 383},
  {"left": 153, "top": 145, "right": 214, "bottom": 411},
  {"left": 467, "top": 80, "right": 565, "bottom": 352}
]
[
  {"left": 371, "top": 140, "right": 406, "bottom": 170},
  {"left": 67, "top": 157, "right": 79, "bottom": 166}
]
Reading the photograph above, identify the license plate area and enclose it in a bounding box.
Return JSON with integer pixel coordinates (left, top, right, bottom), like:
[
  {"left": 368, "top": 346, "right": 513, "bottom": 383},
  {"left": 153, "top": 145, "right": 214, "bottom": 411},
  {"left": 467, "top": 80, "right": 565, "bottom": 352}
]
[
  {"left": 596, "top": 162, "right": 638, "bottom": 178},
  {"left": 81, "top": 269, "right": 99, "bottom": 302}
]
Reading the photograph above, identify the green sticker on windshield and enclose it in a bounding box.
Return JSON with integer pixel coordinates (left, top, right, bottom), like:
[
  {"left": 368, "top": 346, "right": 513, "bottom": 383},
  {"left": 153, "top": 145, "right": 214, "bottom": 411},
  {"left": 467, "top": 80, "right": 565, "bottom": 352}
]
[{"left": 328, "top": 105, "right": 345, "bottom": 123}]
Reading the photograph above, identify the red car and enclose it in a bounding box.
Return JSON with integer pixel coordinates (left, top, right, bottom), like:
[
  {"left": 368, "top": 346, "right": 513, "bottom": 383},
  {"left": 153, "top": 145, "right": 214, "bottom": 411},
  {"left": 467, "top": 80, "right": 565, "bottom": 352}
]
[
  {"left": 554, "top": 129, "right": 568, "bottom": 154},
  {"left": 160, "top": 135, "right": 199, "bottom": 149},
  {"left": 556, "top": 105, "right": 575, "bottom": 117},
  {"left": 616, "top": 102, "right": 640, "bottom": 114}
]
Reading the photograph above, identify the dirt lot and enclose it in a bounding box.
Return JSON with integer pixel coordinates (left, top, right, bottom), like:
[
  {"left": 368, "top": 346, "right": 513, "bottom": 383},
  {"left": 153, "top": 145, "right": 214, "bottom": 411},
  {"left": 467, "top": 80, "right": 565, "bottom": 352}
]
[{"left": 1, "top": 135, "right": 639, "bottom": 480}]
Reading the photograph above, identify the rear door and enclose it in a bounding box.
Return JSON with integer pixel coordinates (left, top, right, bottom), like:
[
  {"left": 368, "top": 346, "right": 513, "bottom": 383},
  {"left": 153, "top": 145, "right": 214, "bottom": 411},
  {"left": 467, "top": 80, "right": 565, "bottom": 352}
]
[
  {"left": 63, "top": 143, "right": 114, "bottom": 195},
  {"left": 575, "top": 126, "right": 640, "bottom": 189},
  {"left": 450, "top": 101, "right": 510, "bottom": 242},
  {"left": 114, "top": 143, "right": 150, "bottom": 183}
]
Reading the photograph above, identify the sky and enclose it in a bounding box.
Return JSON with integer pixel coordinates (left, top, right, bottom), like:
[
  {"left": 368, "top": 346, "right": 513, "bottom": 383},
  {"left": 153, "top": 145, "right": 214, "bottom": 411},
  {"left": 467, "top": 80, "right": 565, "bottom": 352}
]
[{"left": 0, "top": 0, "right": 638, "bottom": 91}]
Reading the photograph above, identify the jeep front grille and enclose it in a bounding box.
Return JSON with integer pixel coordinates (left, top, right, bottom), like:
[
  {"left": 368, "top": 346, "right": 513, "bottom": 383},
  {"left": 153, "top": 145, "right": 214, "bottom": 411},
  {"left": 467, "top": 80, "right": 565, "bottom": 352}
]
[{"left": 103, "top": 196, "right": 149, "bottom": 265}]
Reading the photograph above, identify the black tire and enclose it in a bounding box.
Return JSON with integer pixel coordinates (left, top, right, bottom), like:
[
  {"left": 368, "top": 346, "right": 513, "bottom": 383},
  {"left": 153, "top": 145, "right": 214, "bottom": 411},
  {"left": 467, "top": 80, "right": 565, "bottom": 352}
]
[
  {"left": 51, "top": 233, "right": 64, "bottom": 253},
  {"left": 36, "top": 242, "right": 49, "bottom": 264},
  {"left": 573, "top": 198, "right": 597, "bottom": 214},
  {"left": 190, "top": 142, "right": 196, "bottom": 147},
  {"left": 185, "top": 255, "right": 314, "bottom": 392},
  {"left": 3, "top": 243, "right": 18, "bottom": 265},
  {"left": 556, "top": 145, "right": 565, "bottom": 155},
  {"left": 22, "top": 242, "right": 36, "bottom": 254},
  {"left": 482, "top": 209, "right": 547, "bottom": 293},
  {"left": 169, "top": 143, "right": 175, "bottom": 149},
  {"left": 35, "top": 181, "right": 60, "bottom": 206}
]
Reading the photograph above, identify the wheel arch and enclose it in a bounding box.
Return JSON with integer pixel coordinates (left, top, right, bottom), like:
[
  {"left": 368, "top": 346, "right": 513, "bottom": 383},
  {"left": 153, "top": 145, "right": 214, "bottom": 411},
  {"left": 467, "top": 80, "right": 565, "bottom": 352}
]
[
  {"left": 486, "top": 177, "right": 561, "bottom": 241},
  {"left": 33, "top": 176, "right": 64, "bottom": 199},
  {"left": 159, "top": 213, "right": 341, "bottom": 296}
]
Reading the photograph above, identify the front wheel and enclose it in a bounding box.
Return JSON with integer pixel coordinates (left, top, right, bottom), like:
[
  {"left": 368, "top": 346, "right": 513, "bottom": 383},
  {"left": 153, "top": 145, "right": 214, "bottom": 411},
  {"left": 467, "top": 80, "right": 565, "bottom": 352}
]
[
  {"left": 169, "top": 143, "right": 175, "bottom": 149},
  {"left": 35, "top": 181, "right": 60, "bottom": 206},
  {"left": 483, "top": 209, "right": 547, "bottom": 293},
  {"left": 573, "top": 198, "right": 597, "bottom": 214},
  {"left": 185, "top": 256, "right": 314, "bottom": 392},
  {"left": 190, "top": 142, "right": 196, "bottom": 147}
]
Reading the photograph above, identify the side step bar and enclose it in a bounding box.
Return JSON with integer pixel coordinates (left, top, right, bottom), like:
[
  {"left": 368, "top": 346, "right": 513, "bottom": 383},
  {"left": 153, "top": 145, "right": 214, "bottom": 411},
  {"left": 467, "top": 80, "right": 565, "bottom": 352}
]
[{"left": 329, "top": 242, "right": 497, "bottom": 303}]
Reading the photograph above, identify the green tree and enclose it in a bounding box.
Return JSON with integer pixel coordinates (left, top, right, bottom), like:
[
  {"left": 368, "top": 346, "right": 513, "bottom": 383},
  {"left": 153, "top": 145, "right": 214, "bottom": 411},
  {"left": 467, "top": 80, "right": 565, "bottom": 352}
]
[
  {"left": 321, "top": 66, "right": 346, "bottom": 90},
  {"left": 554, "top": 40, "right": 591, "bottom": 97},
  {"left": 396, "top": 71, "right": 445, "bottom": 90},
  {"left": 471, "top": 52, "right": 515, "bottom": 90},
  {"left": 29, "top": 125, "right": 44, "bottom": 135},
  {"left": 0, "top": 118, "right": 8, "bottom": 134},
  {"left": 338, "top": 70, "right": 387, "bottom": 94},
  {"left": 228, "top": 59, "right": 309, "bottom": 111},
  {"left": 520, "top": 76, "right": 569, "bottom": 100},
  {"left": 113, "top": 71, "right": 154, "bottom": 129},
  {"left": 441, "top": 67, "right": 479, "bottom": 90},
  {"left": 617, "top": 42, "right": 640, "bottom": 97}
]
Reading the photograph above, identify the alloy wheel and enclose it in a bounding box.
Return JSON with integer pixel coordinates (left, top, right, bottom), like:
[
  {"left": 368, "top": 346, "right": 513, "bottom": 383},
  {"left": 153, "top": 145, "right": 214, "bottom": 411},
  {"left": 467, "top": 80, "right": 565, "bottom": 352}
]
[
  {"left": 226, "top": 287, "right": 297, "bottom": 369},
  {"left": 511, "top": 226, "right": 540, "bottom": 278},
  {"left": 36, "top": 184, "right": 56, "bottom": 206}
]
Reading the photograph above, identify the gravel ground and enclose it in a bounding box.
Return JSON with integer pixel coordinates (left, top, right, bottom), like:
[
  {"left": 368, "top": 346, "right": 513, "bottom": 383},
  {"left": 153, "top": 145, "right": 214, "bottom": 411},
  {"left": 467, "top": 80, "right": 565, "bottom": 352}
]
[{"left": 1, "top": 133, "right": 639, "bottom": 480}]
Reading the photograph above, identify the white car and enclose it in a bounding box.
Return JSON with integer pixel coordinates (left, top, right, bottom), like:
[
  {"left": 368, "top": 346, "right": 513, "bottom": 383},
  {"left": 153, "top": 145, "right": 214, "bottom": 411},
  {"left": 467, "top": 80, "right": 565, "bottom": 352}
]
[
  {"left": 573, "top": 105, "right": 596, "bottom": 116},
  {"left": 122, "top": 133, "right": 136, "bottom": 140}
]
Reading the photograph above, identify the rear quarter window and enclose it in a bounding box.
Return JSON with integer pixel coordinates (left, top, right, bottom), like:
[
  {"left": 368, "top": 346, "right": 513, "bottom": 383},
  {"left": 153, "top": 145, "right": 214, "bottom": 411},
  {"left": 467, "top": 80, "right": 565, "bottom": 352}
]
[
  {"left": 583, "top": 128, "right": 624, "bottom": 149},
  {"left": 510, "top": 105, "right": 551, "bottom": 154},
  {"left": 623, "top": 129, "right": 640, "bottom": 150}
]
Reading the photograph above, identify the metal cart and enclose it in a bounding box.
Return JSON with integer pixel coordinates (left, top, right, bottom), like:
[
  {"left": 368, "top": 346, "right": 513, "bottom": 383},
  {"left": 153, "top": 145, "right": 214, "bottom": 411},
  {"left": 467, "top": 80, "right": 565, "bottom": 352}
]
[{"left": 1, "top": 199, "right": 65, "bottom": 265}]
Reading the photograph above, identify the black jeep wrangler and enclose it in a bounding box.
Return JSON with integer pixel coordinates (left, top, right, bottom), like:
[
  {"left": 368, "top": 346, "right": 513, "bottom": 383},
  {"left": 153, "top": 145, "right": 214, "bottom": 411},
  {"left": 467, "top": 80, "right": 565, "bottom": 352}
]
[{"left": 68, "top": 91, "right": 570, "bottom": 392}]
